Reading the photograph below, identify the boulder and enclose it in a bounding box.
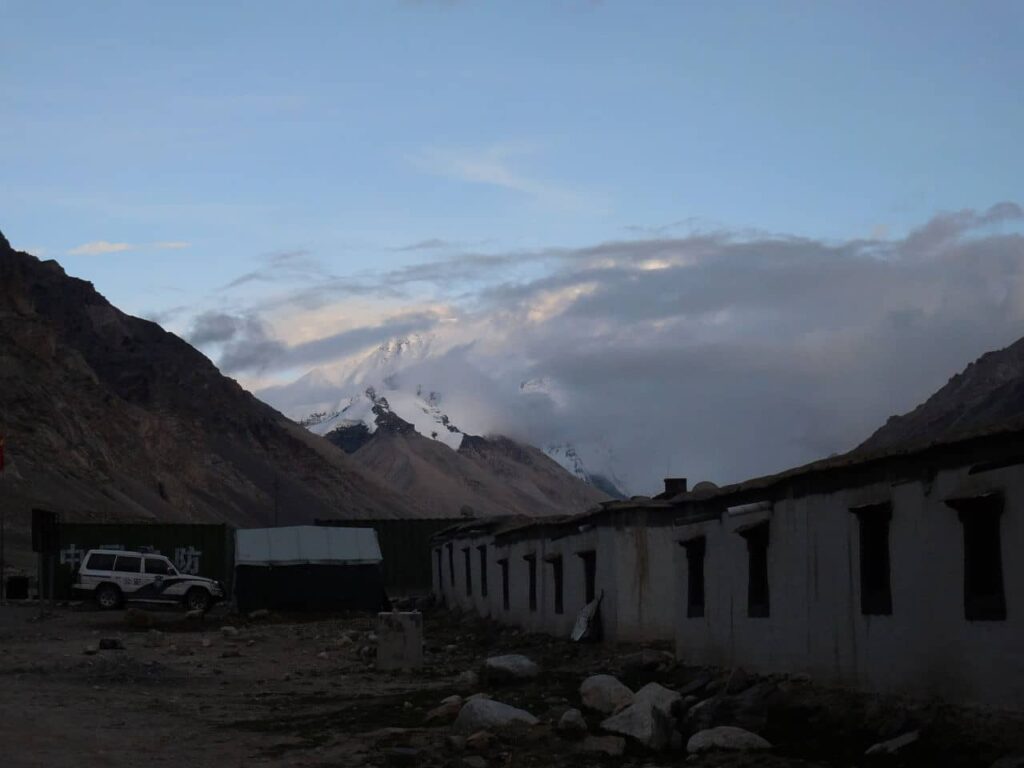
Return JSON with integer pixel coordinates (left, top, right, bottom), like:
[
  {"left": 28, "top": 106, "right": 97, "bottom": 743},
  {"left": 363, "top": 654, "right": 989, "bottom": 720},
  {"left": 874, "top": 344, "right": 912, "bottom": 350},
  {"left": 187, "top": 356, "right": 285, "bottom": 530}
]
[
  {"left": 557, "top": 708, "right": 588, "bottom": 736},
  {"left": 453, "top": 698, "right": 538, "bottom": 734},
  {"left": 578, "top": 735, "right": 626, "bottom": 757},
  {"left": 425, "top": 695, "right": 463, "bottom": 724},
  {"left": 98, "top": 638, "right": 124, "bottom": 651},
  {"left": 482, "top": 654, "right": 539, "bottom": 683},
  {"left": 599, "top": 682, "right": 682, "bottom": 751},
  {"left": 687, "top": 726, "right": 772, "bottom": 754},
  {"left": 220, "top": 625, "right": 239, "bottom": 637},
  {"left": 465, "top": 731, "right": 494, "bottom": 752},
  {"left": 580, "top": 674, "right": 634, "bottom": 714},
  {"left": 634, "top": 682, "right": 682, "bottom": 715},
  {"left": 455, "top": 670, "right": 480, "bottom": 691},
  {"left": 620, "top": 649, "right": 674, "bottom": 676},
  {"left": 865, "top": 731, "right": 919, "bottom": 756},
  {"left": 678, "top": 670, "right": 715, "bottom": 697}
]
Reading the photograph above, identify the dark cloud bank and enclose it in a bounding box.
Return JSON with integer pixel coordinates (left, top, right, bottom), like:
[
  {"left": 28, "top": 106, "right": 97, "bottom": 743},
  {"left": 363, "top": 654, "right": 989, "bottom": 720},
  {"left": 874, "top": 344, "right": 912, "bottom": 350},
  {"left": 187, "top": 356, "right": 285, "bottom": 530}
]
[{"left": 194, "top": 204, "right": 1024, "bottom": 492}]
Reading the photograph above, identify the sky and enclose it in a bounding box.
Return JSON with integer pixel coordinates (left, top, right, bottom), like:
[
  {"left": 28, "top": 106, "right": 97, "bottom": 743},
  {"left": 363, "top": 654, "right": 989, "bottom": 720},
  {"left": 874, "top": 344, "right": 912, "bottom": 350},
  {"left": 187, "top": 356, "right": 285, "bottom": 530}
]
[{"left": 3, "top": 1, "right": 1024, "bottom": 491}]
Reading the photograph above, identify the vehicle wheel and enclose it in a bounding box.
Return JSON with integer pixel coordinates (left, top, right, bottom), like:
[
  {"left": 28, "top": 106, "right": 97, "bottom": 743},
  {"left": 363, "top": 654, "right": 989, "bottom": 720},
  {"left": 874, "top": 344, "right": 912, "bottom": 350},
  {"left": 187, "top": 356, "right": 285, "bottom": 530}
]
[
  {"left": 96, "top": 584, "right": 122, "bottom": 610},
  {"left": 185, "top": 588, "right": 211, "bottom": 613}
]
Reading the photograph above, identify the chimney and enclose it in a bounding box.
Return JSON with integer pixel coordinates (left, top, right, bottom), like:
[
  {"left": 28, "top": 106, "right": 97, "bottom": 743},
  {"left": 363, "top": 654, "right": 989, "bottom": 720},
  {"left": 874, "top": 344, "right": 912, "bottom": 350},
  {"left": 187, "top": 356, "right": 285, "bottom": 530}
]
[{"left": 663, "top": 477, "right": 688, "bottom": 497}]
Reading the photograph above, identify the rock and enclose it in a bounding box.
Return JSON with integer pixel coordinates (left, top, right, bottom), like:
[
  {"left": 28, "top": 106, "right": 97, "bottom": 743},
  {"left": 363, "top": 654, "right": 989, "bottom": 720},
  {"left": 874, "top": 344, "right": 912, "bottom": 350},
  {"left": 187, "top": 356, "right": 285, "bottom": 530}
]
[
  {"left": 201, "top": 638, "right": 212, "bottom": 648},
  {"left": 482, "top": 654, "right": 539, "bottom": 683},
  {"left": 220, "top": 625, "right": 239, "bottom": 637},
  {"left": 462, "top": 757, "right": 487, "bottom": 768},
  {"left": 865, "top": 730, "right": 920, "bottom": 756},
  {"left": 678, "top": 671, "right": 715, "bottom": 697},
  {"left": 991, "top": 754, "right": 1024, "bottom": 768},
  {"left": 248, "top": 608, "right": 271, "bottom": 620},
  {"left": 465, "top": 731, "right": 494, "bottom": 752},
  {"left": 425, "top": 695, "right": 463, "bottom": 724},
  {"left": 722, "top": 667, "right": 752, "bottom": 694},
  {"left": 557, "top": 708, "right": 588, "bottom": 736},
  {"left": 183, "top": 609, "right": 205, "bottom": 621},
  {"left": 83, "top": 645, "right": 98, "bottom": 655},
  {"left": 335, "top": 635, "right": 355, "bottom": 648},
  {"left": 687, "top": 726, "right": 772, "bottom": 753},
  {"left": 455, "top": 670, "right": 480, "bottom": 691},
  {"left": 317, "top": 651, "right": 329, "bottom": 660},
  {"left": 144, "top": 629, "right": 164, "bottom": 647},
  {"left": 453, "top": 698, "right": 539, "bottom": 733},
  {"left": 620, "top": 649, "right": 674, "bottom": 676},
  {"left": 634, "top": 682, "right": 682, "bottom": 715},
  {"left": 578, "top": 735, "right": 626, "bottom": 757},
  {"left": 220, "top": 649, "right": 241, "bottom": 658},
  {"left": 599, "top": 682, "right": 681, "bottom": 751},
  {"left": 98, "top": 638, "right": 124, "bottom": 651},
  {"left": 580, "top": 674, "right": 634, "bottom": 714}
]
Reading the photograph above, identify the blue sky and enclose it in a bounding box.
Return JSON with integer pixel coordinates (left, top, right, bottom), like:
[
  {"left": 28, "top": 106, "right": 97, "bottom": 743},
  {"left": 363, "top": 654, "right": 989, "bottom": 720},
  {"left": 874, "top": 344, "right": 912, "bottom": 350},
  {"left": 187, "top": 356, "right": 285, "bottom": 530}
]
[
  {"left": 4, "top": 1, "right": 1022, "bottom": 319},
  {"left": 4, "top": 1, "right": 1024, "bottom": 488}
]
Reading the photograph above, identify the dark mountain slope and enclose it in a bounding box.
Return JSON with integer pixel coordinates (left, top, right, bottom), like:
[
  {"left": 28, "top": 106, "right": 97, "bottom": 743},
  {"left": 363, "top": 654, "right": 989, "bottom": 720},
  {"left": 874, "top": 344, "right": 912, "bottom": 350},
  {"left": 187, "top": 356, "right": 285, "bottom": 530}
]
[
  {"left": 0, "top": 231, "right": 423, "bottom": 564},
  {"left": 857, "top": 334, "right": 1024, "bottom": 454}
]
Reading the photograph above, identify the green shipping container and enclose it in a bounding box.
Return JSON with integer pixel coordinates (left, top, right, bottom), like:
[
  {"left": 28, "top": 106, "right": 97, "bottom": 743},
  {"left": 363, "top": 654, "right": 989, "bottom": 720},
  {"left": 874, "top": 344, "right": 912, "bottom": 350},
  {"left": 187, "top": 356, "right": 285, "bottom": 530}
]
[{"left": 50, "top": 523, "right": 235, "bottom": 600}]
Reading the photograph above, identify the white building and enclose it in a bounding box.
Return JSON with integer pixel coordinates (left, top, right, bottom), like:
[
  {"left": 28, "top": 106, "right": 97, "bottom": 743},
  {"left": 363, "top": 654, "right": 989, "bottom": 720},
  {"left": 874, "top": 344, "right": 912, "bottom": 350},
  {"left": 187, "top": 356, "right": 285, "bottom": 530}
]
[{"left": 433, "top": 428, "right": 1023, "bottom": 710}]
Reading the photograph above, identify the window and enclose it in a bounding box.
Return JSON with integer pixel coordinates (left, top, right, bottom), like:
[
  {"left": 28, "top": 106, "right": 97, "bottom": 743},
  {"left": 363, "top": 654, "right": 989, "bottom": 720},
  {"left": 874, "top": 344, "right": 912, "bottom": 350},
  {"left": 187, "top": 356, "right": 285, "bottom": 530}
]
[
  {"left": 681, "top": 537, "right": 706, "bottom": 618},
  {"left": 852, "top": 503, "right": 892, "bottom": 615},
  {"left": 740, "top": 522, "right": 770, "bottom": 618},
  {"left": 524, "top": 554, "right": 537, "bottom": 612},
  {"left": 478, "top": 546, "right": 488, "bottom": 597},
  {"left": 462, "top": 547, "right": 472, "bottom": 596},
  {"left": 85, "top": 553, "right": 116, "bottom": 571},
  {"left": 578, "top": 550, "right": 597, "bottom": 604},
  {"left": 113, "top": 555, "right": 142, "bottom": 573},
  {"left": 435, "top": 548, "right": 443, "bottom": 589},
  {"left": 499, "top": 559, "right": 510, "bottom": 610},
  {"left": 547, "top": 555, "right": 564, "bottom": 614},
  {"left": 144, "top": 557, "right": 173, "bottom": 576},
  {"left": 447, "top": 543, "right": 454, "bottom": 586},
  {"left": 949, "top": 494, "right": 1006, "bottom": 621}
]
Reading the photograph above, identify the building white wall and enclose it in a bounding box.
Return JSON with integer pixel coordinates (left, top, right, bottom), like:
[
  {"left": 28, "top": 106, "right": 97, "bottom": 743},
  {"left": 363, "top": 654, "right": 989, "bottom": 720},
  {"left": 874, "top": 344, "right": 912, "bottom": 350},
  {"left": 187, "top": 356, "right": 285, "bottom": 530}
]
[{"left": 673, "top": 463, "right": 1024, "bottom": 710}]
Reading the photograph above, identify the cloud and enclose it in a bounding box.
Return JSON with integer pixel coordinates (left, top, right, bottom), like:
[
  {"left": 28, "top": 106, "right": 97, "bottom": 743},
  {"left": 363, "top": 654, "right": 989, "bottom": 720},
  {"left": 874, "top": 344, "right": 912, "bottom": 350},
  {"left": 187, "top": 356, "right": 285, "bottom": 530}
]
[
  {"left": 393, "top": 238, "right": 458, "bottom": 251},
  {"left": 412, "top": 143, "right": 595, "bottom": 211},
  {"left": 183, "top": 203, "right": 1024, "bottom": 493},
  {"left": 68, "top": 241, "right": 133, "bottom": 256},
  {"left": 67, "top": 240, "right": 191, "bottom": 256}
]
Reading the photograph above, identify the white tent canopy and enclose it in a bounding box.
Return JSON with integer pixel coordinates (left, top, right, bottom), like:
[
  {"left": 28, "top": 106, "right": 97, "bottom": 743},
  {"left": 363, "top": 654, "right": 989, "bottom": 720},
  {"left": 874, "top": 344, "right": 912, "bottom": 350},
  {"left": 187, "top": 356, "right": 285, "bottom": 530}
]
[{"left": 235, "top": 525, "right": 382, "bottom": 567}]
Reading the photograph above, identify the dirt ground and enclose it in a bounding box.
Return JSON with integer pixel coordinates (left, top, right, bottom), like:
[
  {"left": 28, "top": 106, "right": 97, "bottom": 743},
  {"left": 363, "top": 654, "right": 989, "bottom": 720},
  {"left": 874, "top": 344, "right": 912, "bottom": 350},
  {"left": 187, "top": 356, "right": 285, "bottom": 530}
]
[{"left": 0, "top": 601, "right": 1021, "bottom": 768}]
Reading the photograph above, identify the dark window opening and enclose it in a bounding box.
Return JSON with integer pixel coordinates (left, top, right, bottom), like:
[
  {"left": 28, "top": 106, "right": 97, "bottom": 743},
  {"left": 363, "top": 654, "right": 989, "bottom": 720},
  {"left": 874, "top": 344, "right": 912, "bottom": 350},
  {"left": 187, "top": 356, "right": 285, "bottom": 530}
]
[
  {"left": 853, "top": 503, "right": 892, "bottom": 615},
  {"left": 949, "top": 494, "right": 1006, "bottom": 621},
  {"left": 499, "top": 558, "right": 510, "bottom": 610},
  {"left": 682, "top": 537, "right": 706, "bottom": 618},
  {"left": 462, "top": 547, "right": 472, "bottom": 596},
  {"left": 144, "top": 557, "right": 172, "bottom": 576},
  {"left": 546, "top": 555, "right": 564, "bottom": 614},
  {"left": 578, "top": 550, "right": 597, "bottom": 604},
  {"left": 525, "top": 554, "right": 537, "bottom": 612},
  {"left": 741, "top": 523, "right": 770, "bottom": 618},
  {"left": 478, "top": 545, "right": 488, "bottom": 597},
  {"left": 85, "top": 553, "right": 116, "bottom": 571},
  {"left": 435, "top": 548, "right": 443, "bottom": 590},
  {"left": 113, "top": 555, "right": 142, "bottom": 573},
  {"left": 447, "top": 543, "right": 454, "bottom": 586}
]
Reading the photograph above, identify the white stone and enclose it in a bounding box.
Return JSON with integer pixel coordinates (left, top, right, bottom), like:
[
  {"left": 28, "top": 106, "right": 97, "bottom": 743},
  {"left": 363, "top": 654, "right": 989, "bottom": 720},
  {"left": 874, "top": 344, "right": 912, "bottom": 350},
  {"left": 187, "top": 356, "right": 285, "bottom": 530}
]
[
  {"left": 580, "top": 674, "right": 634, "bottom": 714},
  {"left": 865, "top": 730, "right": 919, "bottom": 756},
  {"left": 453, "top": 698, "right": 539, "bottom": 733},
  {"left": 483, "top": 654, "right": 539, "bottom": 681},
  {"left": 557, "top": 708, "right": 588, "bottom": 735},
  {"left": 687, "top": 726, "right": 772, "bottom": 754}
]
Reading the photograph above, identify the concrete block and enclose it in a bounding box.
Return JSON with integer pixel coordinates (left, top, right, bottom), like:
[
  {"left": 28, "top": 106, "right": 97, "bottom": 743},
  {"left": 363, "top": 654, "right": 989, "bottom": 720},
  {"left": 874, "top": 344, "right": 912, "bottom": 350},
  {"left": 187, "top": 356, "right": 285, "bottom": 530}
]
[{"left": 376, "top": 611, "right": 424, "bottom": 670}]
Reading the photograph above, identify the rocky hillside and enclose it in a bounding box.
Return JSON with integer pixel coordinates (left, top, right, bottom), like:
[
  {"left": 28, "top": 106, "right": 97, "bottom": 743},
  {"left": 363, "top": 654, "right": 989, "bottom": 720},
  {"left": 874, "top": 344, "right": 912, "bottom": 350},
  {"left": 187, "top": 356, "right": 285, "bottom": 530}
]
[
  {"left": 323, "top": 404, "right": 609, "bottom": 519},
  {"left": 0, "top": 231, "right": 427, "bottom": 564},
  {"left": 858, "top": 334, "right": 1024, "bottom": 453}
]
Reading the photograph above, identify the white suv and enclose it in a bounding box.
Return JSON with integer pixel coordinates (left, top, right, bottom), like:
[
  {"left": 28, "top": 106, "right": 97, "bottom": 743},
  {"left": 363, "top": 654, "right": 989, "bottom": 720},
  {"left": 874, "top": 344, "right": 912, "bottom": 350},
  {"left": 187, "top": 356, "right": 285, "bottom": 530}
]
[{"left": 74, "top": 549, "right": 225, "bottom": 612}]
